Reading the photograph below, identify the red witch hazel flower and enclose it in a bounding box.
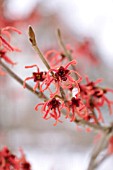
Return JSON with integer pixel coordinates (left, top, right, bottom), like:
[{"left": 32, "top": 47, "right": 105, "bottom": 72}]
[
  {"left": 44, "top": 44, "right": 73, "bottom": 67},
  {"left": 66, "top": 95, "right": 88, "bottom": 122},
  {"left": 0, "top": 49, "right": 16, "bottom": 65},
  {"left": 35, "top": 97, "right": 67, "bottom": 126},
  {"left": 0, "top": 49, "right": 17, "bottom": 76},
  {"left": 0, "top": 146, "right": 31, "bottom": 170},
  {"left": 40, "top": 60, "right": 82, "bottom": 97},
  {"left": 0, "top": 26, "right": 22, "bottom": 51},
  {"left": 79, "top": 76, "right": 113, "bottom": 122},
  {"left": 23, "top": 64, "right": 47, "bottom": 91},
  {"left": 44, "top": 49, "right": 67, "bottom": 67},
  {"left": 0, "top": 26, "right": 21, "bottom": 75}
]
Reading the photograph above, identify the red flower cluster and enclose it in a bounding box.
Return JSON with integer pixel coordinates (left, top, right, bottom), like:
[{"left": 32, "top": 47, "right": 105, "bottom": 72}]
[
  {"left": 0, "top": 146, "right": 31, "bottom": 170},
  {"left": 23, "top": 26, "right": 113, "bottom": 127},
  {"left": 40, "top": 60, "right": 82, "bottom": 97},
  {"left": 66, "top": 96, "right": 88, "bottom": 122},
  {"left": 24, "top": 60, "right": 82, "bottom": 124},
  {"left": 24, "top": 48, "right": 113, "bottom": 125},
  {"left": 0, "top": 26, "right": 21, "bottom": 75},
  {"left": 79, "top": 77, "right": 113, "bottom": 122}
]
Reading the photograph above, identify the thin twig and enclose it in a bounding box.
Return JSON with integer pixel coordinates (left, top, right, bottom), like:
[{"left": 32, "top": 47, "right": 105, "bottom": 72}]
[
  {"left": 94, "top": 154, "right": 110, "bottom": 169},
  {"left": 57, "top": 29, "right": 77, "bottom": 75},
  {"left": 75, "top": 119, "right": 108, "bottom": 133},
  {"left": 87, "top": 133, "right": 108, "bottom": 170},
  {"left": 28, "top": 26, "right": 50, "bottom": 70},
  {"left": 28, "top": 26, "right": 67, "bottom": 103},
  {"left": 58, "top": 29, "right": 103, "bottom": 126},
  {"left": 57, "top": 29, "right": 74, "bottom": 63},
  {"left": 87, "top": 129, "right": 113, "bottom": 170}
]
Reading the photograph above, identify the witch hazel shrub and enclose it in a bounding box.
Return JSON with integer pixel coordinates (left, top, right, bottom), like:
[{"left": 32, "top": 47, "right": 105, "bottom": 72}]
[{"left": 0, "top": 25, "right": 113, "bottom": 170}]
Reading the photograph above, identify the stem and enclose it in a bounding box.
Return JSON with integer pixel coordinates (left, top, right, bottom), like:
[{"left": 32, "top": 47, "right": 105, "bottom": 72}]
[
  {"left": 92, "top": 109, "right": 100, "bottom": 125},
  {"left": 28, "top": 26, "right": 67, "bottom": 103},
  {"left": 87, "top": 133, "right": 107, "bottom": 170},
  {"left": 87, "top": 129, "right": 113, "bottom": 170},
  {"left": 57, "top": 29, "right": 73, "bottom": 62},
  {"left": 75, "top": 119, "right": 108, "bottom": 133},
  {"left": 28, "top": 26, "right": 50, "bottom": 70},
  {"left": 94, "top": 154, "right": 110, "bottom": 169},
  {"left": 57, "top": 29, "right": 102, "bottom": 125},
  {"left": 57, "top": 29, "right": 77, "bottom": 76},
  {"left": 60, "top": 86, "right": 68, "bottom": 103},
  {"left": 0, "top": 60, "right": 48, "bottom": 100}
]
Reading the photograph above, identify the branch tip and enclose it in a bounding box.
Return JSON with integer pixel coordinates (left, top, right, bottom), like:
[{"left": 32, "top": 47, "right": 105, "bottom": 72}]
[
  {"left": 57, "top": 28, "right": 61, "bottom": 38},
  {"left": 28, "top": 26, "right": 36, "bottom": 46}
]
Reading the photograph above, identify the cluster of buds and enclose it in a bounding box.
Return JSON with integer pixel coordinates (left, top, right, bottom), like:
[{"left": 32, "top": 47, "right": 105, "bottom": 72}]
[{"left": 0, "top": 146, "right": 31, "bottom": 170}]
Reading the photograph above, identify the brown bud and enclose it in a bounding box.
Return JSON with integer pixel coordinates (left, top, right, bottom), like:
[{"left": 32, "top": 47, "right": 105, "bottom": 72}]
[{"left": 28, "top": 26, "right": 36, "bottom": 46}]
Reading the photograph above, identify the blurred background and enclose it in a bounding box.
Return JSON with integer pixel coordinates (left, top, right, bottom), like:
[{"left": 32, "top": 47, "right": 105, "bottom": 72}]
[{"left": 0, "top": 0, "right": 113, "bottom": 169}]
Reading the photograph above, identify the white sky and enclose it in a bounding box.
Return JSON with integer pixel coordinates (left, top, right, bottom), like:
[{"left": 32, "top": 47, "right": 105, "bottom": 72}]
[{"left": 8, "top": 0, "right": 113, "bottom": 67}]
